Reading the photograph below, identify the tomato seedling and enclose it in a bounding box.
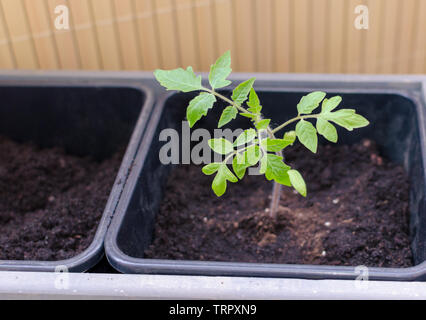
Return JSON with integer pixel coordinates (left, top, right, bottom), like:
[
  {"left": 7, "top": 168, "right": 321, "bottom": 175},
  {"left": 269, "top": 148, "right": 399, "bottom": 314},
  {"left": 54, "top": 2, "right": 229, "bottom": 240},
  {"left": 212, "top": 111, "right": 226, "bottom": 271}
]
[{"left": 154, "top": 51, "right": 369, "bottom": 218}]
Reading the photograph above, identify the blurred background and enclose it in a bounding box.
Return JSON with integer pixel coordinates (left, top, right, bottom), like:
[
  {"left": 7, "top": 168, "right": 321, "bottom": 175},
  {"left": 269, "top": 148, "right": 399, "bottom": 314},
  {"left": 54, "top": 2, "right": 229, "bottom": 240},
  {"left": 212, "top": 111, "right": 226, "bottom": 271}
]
[{"left": 0, "top": 0, "right": 424, "bottom": 74}]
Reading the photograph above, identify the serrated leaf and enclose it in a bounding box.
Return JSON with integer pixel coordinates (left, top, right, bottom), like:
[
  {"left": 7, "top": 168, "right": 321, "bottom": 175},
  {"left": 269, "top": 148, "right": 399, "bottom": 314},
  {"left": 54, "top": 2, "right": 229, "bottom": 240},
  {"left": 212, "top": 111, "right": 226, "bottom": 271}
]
[
  {"left": 322, "top": 96, "right": 342, "bottom": 113},
  {"left": 296, "top": 120, "right": 318, "bottom": 153},
  {"left": 323, "top": 109, "right": 369, "bottom": 131},
  {"left": 234, "top": 129, "right": 257, "bottom": 147},
  {"left": 209, "top": 51, "right": 232, "bottom": 89},
  {"left": 261, "top": 154, "right": 291, "bottom": 186},
  {"left": 232, "top": 155, "right": 247, "bottom": 180},
  {"left": 232, "top": 78, "right": 256, "bottom": 105},
  {"left": 218, "top": 106, "right": 238, "bottom": 128},
  {"left": 232, "top": 145, "right": 261, "bottom": 180},
  {"left": 212, "top": 164, "right": 238, "bottom": 197},
  {"left": 202, "top": 163, "right": 222, "bottom": 175},
  {"left": 233, "top": 145, "right": 261, "bottom": 166},
  {"left": 260, "top": 138, "right": 292, "bottom": 152},
  {"left": 255, "top": 119, "right": 271, "bottom": 130},
  {"left": 247, "top": 88, "right": 262, "bottom": 114},
  {"left": 187, "top": 93, "right": 216, "bottom": 128},
  {"left": 288, "top": 169, "right": 307, "bottom": 197},
  {"left": 259, "top": 156, "right": 267, "bottom": 175},
  {"left": 208, "top": 138, "right": 234, "bottom": 155},
  {"left": 317, "top": 118, "right": 338, "bottom": 143},
  {"left": 297, "top": 91, "right": 326, "bottom": 115},
  {"left": 244, "top": 145, "right": 261, "bottom": 166},
  {"left": 154, "top": 67, "right": 202, "bottom": 92}
]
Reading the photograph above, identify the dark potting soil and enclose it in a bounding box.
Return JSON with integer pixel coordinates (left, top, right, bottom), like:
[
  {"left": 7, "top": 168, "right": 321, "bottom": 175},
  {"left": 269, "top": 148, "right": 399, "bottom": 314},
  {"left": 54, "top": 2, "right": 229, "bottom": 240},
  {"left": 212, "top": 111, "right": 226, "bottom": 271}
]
[
  {"left": 0, "top": 136, "right": 123, "bottom": 261},
  {"left": 145, "top": 139, "right": 413, "bottom": 267}
]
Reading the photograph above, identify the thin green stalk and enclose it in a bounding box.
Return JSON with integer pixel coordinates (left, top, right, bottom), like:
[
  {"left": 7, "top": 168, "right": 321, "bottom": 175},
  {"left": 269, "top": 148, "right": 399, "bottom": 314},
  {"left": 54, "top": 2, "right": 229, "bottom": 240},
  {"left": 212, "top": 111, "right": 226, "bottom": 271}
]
[
  {"left": 224, "top": 151, "right": 237, "bottom": 164},
  {"left": 271, "top": 114, "right": 320, "bottom": 134},
  {"left": 203, "top": 87, "right": 253, "bottom": 116}
]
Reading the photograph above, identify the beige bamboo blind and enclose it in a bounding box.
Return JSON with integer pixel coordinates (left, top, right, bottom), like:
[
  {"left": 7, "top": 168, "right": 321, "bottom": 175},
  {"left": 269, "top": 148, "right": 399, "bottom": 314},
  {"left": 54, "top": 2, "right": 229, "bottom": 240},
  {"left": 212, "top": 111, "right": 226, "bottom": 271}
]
[{"left": 0, "top": 0, "right": 424, "bottom": 73}]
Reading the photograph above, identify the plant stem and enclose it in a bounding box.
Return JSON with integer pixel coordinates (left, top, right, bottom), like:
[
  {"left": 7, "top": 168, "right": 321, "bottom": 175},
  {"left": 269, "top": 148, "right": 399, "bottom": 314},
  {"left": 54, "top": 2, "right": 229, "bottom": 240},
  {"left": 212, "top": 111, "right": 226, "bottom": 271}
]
[
  {"left": 271, "top": 114, "right": 320, "bottom": 134},
  {"left": 203, "top": 87, "right": 285, "bottom": 220},
  {"left": 224, "top": 151, "right": 237, "bottom": 164},
  {"left": 203, "top": 88, "right": 253, "bottom": 115},
  {"left": 270, "top": 182, "right": 282, "bottom": 219},
  {"left": 266, "top": 129, "right": 282, "bottom": 220}
]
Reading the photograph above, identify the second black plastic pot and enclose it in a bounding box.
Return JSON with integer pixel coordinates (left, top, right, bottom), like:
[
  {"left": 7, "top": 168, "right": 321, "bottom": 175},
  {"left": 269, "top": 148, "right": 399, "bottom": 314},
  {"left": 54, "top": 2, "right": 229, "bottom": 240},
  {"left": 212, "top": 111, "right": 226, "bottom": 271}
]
[
  {"left": 0, "top": 79, "right": 154, "bottom": 272},
  {"left": 105, "top": 79, "right": 426, "bottom": 281}
]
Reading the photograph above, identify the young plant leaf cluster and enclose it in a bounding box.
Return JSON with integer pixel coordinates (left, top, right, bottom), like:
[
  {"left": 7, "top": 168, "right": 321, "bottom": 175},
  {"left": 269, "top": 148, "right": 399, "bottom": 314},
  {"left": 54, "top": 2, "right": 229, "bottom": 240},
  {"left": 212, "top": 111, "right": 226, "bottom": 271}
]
[{"left": 154, "top": 51, "right": 369, "bottom": 198}]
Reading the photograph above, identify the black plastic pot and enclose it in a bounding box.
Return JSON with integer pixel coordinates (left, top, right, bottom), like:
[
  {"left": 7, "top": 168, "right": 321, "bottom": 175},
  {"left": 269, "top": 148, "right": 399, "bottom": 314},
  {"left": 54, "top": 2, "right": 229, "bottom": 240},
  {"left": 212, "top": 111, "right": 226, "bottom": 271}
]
[
  {"left": 0, "top": 80, "right": 154, "bottom": 272},
  {"left": 105, "top": 81, "right": 426, "bottom": 281}
]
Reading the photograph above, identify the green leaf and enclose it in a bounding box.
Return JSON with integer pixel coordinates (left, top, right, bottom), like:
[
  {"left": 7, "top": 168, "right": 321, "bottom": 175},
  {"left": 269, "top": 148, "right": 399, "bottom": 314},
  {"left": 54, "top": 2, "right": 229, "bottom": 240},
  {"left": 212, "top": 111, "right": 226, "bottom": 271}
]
[
  {"left": 209, "top": 50, "right": 232, "bottom": 89},
  {"left": 233, "top": 145, "right": 261, "bottom": 166},
  {"left": 244, "top": 145, "right": 262, "bottom": 166},
  {"left": 232, "top": 145, "right": 261, "bottom": 180},
  {"left": 283, "top": 131, "right": 297, "bottom": 146},
  {"left": 321, "top": 96, "right": 342, "bottom": 113},
  {"left": 288, "top": 169, "right": 307, "bottom": 197},
  {"left": 154, "top": 67, "right": 202, "bottom": 92},
  {"left": 218, "top": 106, "right": 238, "bottom": 128},
  {"left": 261, "top": 154, "right": 291, "bottom": 186},
  {"left": 202, "top": 163, "right": 222, "bottom": 175},
  {"left": 261, "top": 138, "right": 291, "bottom": 152},
  {"left": 297, "top": 91, "right": 326, "bottom": 115},
  {"left": 247, "top": 88, "right": 262, "bottom": 114},
  {"left": 259, "top": 156, "right": 267, "bottom": 175},
  {"left": 208, "top": 138, "right": 234, "bottom": 155},
  {"left": 323, "top": 109, "right": 369, "bottom": 131},
  {"left": 232, "top": 78, "right": 256, "bottom": 105},
  {"left": 296, "top": 120, "right": 318, "bottom": 153},
  {"left": 240, "top": 113, "right": 257, "bottom": 119},
  {"left": 232, "top": 154, "right": 247, "bottom": 180},
  {"left": 212, "top": 164, "right": 238, "bottom": 197},
  {"left": 317, "top": 118, "right": 338, "bottom": 143},
  {"left": 234, "top": 129, "right": 257, "bottom": 147},
  {"left": 255, "top": 119, "right": 271, "bottom": 130},
  {"left": 186, "top": 93, "right": 216, "bottom": 128}
]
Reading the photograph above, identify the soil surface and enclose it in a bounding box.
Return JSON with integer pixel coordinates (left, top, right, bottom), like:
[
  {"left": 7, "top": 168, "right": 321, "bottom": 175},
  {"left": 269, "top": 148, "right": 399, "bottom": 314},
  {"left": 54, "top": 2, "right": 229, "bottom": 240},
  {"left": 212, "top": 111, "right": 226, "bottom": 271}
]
[
  {"left": 0, "top": 136, "right": 123, "bottom": 261},
  {"left": 145, "top": 139, "right": 413, "bottom": 267}
]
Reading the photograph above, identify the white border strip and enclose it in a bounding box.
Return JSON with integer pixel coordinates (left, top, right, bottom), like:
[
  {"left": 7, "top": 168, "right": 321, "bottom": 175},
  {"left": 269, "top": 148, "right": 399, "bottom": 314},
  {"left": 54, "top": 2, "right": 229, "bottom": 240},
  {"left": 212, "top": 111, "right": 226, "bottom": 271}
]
[{"left": 0, "top": 272, "right": 426, "bottom": 300}]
